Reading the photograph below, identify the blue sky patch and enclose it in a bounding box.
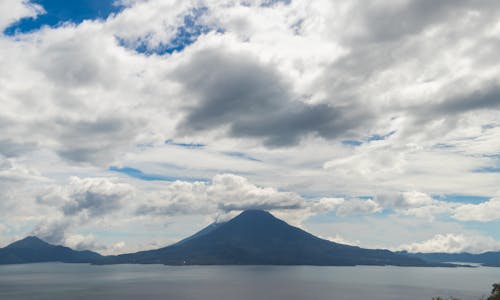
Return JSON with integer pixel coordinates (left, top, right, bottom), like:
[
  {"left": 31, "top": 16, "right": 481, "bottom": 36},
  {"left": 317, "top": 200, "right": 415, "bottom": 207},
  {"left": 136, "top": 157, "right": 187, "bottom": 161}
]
[
  {"left": 433, "top": 194, "right": 490, "bottom": 204},
  {"left": 367, "top": 131, "right": 396, "bottom": 142},
  {"left": 4, "top": 0, "right": 124, "bottom": 36},
  {"left": 342, "top": 131, "right": 395, "bottom": 147},
  {"left": 118, "top": 7, "right": 216, "bottom": 56},
  {"left": 165, "top": 139, "right": 205, "bottom": 149},
  {"left": 342, "top": 140, "right": 363, "bottom": 147},
  {"left": 473, "top": 167, "right": 500, "bottom": 173},
  {"left": 223, "top": 151, "right": 261, "bottom": 162},
  {"left": 462, "top": 220, "right": 500, "bottom": 240},
  {"left": 109, "top": 166, "right": 207, "bottom": 182},
  {"left": 261, "top": 0, "right": 292, "bottom": 7}
]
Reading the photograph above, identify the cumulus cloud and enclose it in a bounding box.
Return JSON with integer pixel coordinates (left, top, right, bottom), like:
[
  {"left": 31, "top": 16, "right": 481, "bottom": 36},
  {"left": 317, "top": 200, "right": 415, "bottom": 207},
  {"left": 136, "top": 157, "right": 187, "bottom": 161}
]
[
  {"left": 335, "top": 198, "right": 381, "bottom": 217},
  {"left": 374, "top": 192, "right": 500, "bottom": 223},
  {"left": 374, "top": 191, "right": 457, "bottom": 220},
  {"left": 310, "top": 197, "right": 382, "bottom": 218},
  {"left": 64, "top": 233, "right": 100, "bottom": 251},
  {"left": 452, "top": 197, "right": 500, "bottom": 222},
  {"left": 32, "top": 177, "right": 134, "bottom": 245},
  {"left": 376, "top": 192, "right": 435, "bottom": 209},
  {"left": 61, "top": 177, "right": 132, "bottom": 217},
  {"left": 208, "top": 174, "right": 305, "bottom": 211},
  {"left": 136, "top": 173, "right": 383, "bottom": 221},
  {"left": 31, "top": 218, "right": 72, "bottom": 245},
  {"left": 136, "top": 174, "right": 306, "bottom": 216},
  {"left": 398, "top": 233, "right": 500, "bottom": 254},
  {"left": 135, "top": 180, "right": 212, "bottom": 216},
  {"left": 38, "top": 177, "right": 133, "bottom": 217}
]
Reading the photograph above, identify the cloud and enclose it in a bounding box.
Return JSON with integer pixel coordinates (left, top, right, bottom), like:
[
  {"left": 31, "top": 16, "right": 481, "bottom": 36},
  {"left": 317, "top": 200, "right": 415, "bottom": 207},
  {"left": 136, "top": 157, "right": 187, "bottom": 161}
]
[
  {"left": 64, "top": 233, "right": 100, "bottom": 251},
  {"left": 1, "top": 0, "right": 500, "bottom": 254},
  {"left": 346, "top": 0, "right": 499, "bottom": 43},
  {"left": 31, "top": 218, "right": 71, "bottom": 244},
  {"left": 327, "top": 234, "right": 360, "bottom": 247},
  {"left": 434, "top": 84, "right": 500, "bottom": 116},
  {"left": 375, "top": 192, "right": 500, "bottom": 222},
  {"left": 452, "top": 197, "right": 500, "bottom": 222},
  {"left": 136, "top": 174, "right": 306, "bottom": 216},
  {"left": 59, "top": 177, "right": 132, "bottom": 217},
  {"left": 398, "top": 233, "right": 500, "bottom": 254},
  {"left": 335, "top": 198, "right": 381, "bottom": 217},
  {"left": 135, "top": 180, "right": 212, "bottom": 216},
  {"left": 208, "top": 174, "right": 305, "bottom": 211},
  {"left": 32, "top": 177, "right": 133, "bottom": 245},
  {"left": 38, "top": 177, "right": 131, "bottom": 214},
  {"left": 0, "top": 157, "right": 43, "bottom": 182},
  {"left": 0, "top": 139, "right": 38, "bottom": 158},
  {"left": 0, "top": 0, "right": 44, "bottom": 32},
  {"left": 136, "top": 174, "right": 383, "bottom": 222},
  {"left": 376, "top": 191, "right": 435, "bottom": 209},
  {"left": 173, "top": 47, "right": 367, "bottom": 146}
]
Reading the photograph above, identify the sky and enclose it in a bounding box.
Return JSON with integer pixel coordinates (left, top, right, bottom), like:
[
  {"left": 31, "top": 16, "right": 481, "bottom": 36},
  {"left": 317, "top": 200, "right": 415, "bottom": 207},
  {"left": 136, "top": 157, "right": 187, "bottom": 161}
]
[{"left": 0, "top": 0, "right": 500, "bottom": 255}]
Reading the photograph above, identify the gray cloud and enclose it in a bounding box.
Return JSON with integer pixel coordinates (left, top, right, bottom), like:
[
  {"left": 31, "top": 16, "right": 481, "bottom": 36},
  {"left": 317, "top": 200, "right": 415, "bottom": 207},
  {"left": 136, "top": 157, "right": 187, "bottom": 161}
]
[
  {"left": 37, "top": 177, "right": 132, "bottom": 217},
  {"left": 350, "top": 0, "right": 499, "bottom": 43},
  {"left": 0, "top": 139, "right": 37, "bottom": 157},
  {"left": 31, "top": 177, "right": 133, "bottom": 245},
  {"left": 31, "top": 218, "right": 71, "bottom": 245},
  {"left": 173, "top": 48, "right": 367, "bottom": 146},
  {"left": 435, "top": 84, "right": 500, "bottom": 115},
  {"left": 51, "top": 116, "right": 144, "bottom": 163},
  {"left": 61, "top": 177, "right": 131, "bottom": 217}
]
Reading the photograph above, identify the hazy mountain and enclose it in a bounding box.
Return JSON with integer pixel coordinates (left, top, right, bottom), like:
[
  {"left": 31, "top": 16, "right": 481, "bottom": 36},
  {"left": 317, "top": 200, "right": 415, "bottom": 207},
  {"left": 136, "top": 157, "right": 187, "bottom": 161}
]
[
  {"left": 0, "top": 236, "right": 102, "bottom": 265},
  {"left": 399, "top": 251, "right": 500, "bottom": 267},
  {"left": 101, "top": 210, "right": 441, "bottom": 266}
]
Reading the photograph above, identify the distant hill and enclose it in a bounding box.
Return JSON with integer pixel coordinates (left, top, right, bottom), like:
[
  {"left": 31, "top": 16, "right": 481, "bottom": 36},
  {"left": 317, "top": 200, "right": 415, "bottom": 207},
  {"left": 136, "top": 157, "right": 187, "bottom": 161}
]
[
  {"left": 0, "top": 236, "right": 102, "bottom": 265},
  {"left": 101, "top": 210, "right": 442, "bottom": 266},
  {"left": 399, "top": 251, "right": 500, "bottom": 267}
]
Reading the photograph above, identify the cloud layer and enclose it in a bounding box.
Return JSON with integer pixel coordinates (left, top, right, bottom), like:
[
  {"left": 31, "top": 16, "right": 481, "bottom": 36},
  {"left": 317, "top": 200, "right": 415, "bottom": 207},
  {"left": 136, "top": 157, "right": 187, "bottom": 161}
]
[{"left": 1, "top": 0, "right": 500, "bottom": 254}]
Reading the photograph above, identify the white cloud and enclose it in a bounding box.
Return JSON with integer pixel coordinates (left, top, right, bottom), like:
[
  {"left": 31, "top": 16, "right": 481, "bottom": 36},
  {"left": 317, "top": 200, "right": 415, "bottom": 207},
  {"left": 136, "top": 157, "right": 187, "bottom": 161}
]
[
  {"left": 0, "top": 157, "right": 43, "bottom": 182},
  {"left": 136, "top": 174, "right": 311, "bottom": 217},
  {"left": 208, "top": 174, "right": 305, "bottom": 211},
  {"left": 398, "top": 233, "right": 500, "bottom": 254},
  {"left": 0, "top": 0, "right": 44, "bottom": 31},
  {"left": 327, "top": 234, "right": 360, "bottom": 247},
  {"left": 335, "top": 198, "right": 381, "bottom": 217},
  {"left": 64, "top": 233, "right": 100, "bottom": 251},
  {"left": 38, "top": 177, "right": 133, "bottom": 217},
  {"left": 452, "top": 197, "right": 500, "bottom": 222}
]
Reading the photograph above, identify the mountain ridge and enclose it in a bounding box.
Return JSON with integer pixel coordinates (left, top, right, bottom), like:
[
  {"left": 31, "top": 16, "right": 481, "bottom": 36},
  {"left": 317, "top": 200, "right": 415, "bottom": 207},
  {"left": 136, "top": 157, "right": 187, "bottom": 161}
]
[
  {"left": 2, "top": 210, "right": 490, "bottom": 267},
  {"left": 99, "top": 210, "right": 446, "bottom": 266},
  {"left": 0, "top": 236, "right": 102, "bottom": 265},
  {"left": 399, "top": 250, "right": 500, "bottom": 267}
]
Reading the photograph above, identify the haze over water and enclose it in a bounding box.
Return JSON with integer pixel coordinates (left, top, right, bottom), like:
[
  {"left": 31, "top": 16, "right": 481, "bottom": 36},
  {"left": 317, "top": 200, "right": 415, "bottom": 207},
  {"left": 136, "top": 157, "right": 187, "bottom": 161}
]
[{"left": 1, "top": 264, "right": 499, "bottom": 300}]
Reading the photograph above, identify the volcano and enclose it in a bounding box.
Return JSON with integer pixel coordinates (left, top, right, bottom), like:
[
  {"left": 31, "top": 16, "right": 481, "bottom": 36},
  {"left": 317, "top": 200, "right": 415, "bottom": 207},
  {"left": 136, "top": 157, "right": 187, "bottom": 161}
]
[{"left": 103, "top": 210, "right": 436, "bottom": 266}]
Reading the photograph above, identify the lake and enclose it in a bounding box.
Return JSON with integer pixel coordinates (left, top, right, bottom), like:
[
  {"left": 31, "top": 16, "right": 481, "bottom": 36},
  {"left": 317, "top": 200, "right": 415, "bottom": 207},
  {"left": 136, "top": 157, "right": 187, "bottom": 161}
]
[{"left": 0, "top": 263, "right": 499, "bottom": 300}]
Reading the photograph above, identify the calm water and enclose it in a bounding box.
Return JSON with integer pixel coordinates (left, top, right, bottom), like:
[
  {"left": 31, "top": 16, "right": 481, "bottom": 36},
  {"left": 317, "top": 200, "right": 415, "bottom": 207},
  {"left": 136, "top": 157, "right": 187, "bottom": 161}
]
[{"left": 0, "top": 263, "right": 499, "bottom": 300}]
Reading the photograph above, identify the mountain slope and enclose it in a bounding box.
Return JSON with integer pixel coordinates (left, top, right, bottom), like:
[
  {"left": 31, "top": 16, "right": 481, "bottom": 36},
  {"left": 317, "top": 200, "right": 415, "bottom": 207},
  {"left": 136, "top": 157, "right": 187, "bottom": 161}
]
[
  {"left": 103, "top": 210, "right": 437, "bottom": 266},
  {"left": 400, "top": 251, "right": 500, "bottom": 267},
  {"left": 0, "top": 236, "right": 102, "bottom": 265}
]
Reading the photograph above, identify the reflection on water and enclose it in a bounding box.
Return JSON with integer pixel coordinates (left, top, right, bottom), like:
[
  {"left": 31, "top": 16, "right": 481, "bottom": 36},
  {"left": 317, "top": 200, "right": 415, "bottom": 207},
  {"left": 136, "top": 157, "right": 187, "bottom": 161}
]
[{"left": 0, "top": 263, "right": 499, "bottom": 300}]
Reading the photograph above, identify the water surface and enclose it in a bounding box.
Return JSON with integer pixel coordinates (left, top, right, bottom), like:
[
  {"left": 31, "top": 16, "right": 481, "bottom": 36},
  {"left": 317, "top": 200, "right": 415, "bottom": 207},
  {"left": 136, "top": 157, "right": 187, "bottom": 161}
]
[{"left": 0, "top": 263, "right": 499, "bottom": 300}]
